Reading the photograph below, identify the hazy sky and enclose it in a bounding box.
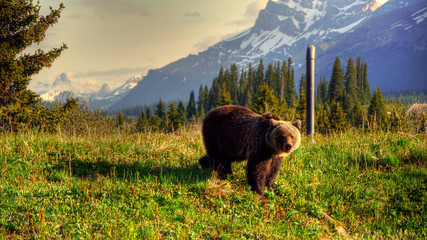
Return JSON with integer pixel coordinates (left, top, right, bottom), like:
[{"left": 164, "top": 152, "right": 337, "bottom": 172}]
[{"left": 29, "top": 0, "right": 269, "bottom": 92}]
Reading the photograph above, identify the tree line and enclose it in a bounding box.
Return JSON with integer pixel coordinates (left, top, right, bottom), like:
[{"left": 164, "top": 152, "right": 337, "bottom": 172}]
[{"left": 130, "top": 55, "right": 406, "bottom": 133}]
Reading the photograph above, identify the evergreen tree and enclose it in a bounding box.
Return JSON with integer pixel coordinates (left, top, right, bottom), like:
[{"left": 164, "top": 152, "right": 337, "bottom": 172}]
[
  {"left": 329, "top": 100, "right": 347, "bottom": 131},
  {"left": 208, "top": 77, "right": 220, "bottom": 110},
  {"left": 328, "top": 57, "right": 345, "bottom": 103},
  {"left": 265, "top": 62, "right": 274, "bottom": 88},
  {"left": 197, "top": 84, "right": 206, "bottom": 117},
  {"left": 299, "top": 74, "right": 306, "bottom": 97},
  {"left": 186, "top": 90, "right": 197, "bottom": 119},
  {"left": 315, "top": 101, "right": 330, "bottom": 134},
  {"left": 350, "top": 100, "right": 365, "bottom": 128},
  {"left": 218, "top": 82, "right": 233, "bottom": 106},
  {"left": 203, "top": 86, "right": 209, "bottom": 111},
  {"left": 0, "top": 1, "right": 67, "bottom": 108},
  {"left": 155, "top": 99, "right": 166, "bottom": 118},
  {"left": 280, "top": 60, "right": 288, "bottom": 103},
  {"left": 136, "top": 112, "right": 148, "bottom": 132},
  {"left": 356, "top": 57, "right": 363, "bottom": 98},
  {"left": 145, "top": 108, "right": 152, "bottom": 120},
  {"left": 254, "top": 59, "right": 265, "bottom": 90},
  {"left": 368, "top": 88, "right": 386, "bottom": 128},
  {"left": 345, "top": 57, "right": 357, "bottom": 101},
  {"left": 296, "top": 84, "right": 306, "bottom": 122},
  {"left": 178, "top": 101, "right": 187, "bottom": 125},
  {"left": 168, "top": 102, "right": 182, "bottom": 131},
  {"left": 230, "top": 64, "right": 239, "bottom": 104},
  {"left": 285, "top": 58, "right": 297, "bottom": 107},
  {"left": 252, "top": 83, "right": 284, "bottom": 116},
  {"left": 247, "top": 63, "right": 255, "bottom": 94},
  {"left": 361, "top": 62, "right": 371, "bottom": 104},
  {"left": 316, "top": 74, "right": 328, "bottom": 104},
  {"left": 238, "top": 69, "right": 249, "bottom": 106},
  {"left": 117, "top": 112, "right": 125, "bottom": 127},
  {"left": 341, "top": 90, "right": 353, "bottom": 120}
]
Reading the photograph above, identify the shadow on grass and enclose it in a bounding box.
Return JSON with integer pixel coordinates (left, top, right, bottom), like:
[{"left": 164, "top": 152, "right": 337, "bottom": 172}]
[{"left": 47, "top": 158, "right": 211, "bottom": 184}]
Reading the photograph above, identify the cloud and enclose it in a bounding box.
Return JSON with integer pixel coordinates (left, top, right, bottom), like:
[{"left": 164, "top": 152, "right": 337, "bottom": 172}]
[
  {"left": 192, "top": 30, "right": 245, "bottom": 52},
  {"left": 230, "top": 0, "right": 268, "bottom": 26},
  {"left": 72, "top": 67, "right": 147, "bottom": 79},
  {"left": 192, "top": 35, "right": 221, "bottom": 52},
  {"left": 184, "top": 12, "right": 201, "bottom": 18},
  {"left": 82, "top": 0, "right": 150, "bottom": 16},
  {"left": 245, "top": 0, "right": 268, "bottom": 17}
]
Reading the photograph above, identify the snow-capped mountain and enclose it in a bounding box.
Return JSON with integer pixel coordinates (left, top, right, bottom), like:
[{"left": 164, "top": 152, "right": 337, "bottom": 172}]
[
  {"left": 87, "top": 75, "right": 142, "bottom": 110},
  {"left": 315, "top": 0, "right": 427, "bottom": 91},
  {"left": 111, "top": 0, "right": 424, "bottom": 109}
]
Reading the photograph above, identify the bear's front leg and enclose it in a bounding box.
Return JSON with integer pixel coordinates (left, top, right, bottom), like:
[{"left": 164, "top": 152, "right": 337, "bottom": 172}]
[
  {"left": 247, "top": 154, "right": 272, "bottom": 195},
  {"left": 265, "top": 156, "right": 284, "bottom": 190}
]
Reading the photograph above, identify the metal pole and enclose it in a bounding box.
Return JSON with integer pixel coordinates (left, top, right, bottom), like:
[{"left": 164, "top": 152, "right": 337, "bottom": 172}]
[{"left": 306, "top": 45, "right": 315, "bottom": 136}]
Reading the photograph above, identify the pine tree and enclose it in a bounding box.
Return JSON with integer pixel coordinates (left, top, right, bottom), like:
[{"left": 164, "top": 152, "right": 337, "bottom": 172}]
[
  {"left": 356, "top": 57, "right": 363, "bottom": 98},
  {"left": 284, "top": 58, "right": 297, "bottom": 107},
  {"left": 273, "top": 62, "right": 282, "bottom": 97},
  {"left": 238, "top": 68, "right": 249, "bottom": 106},
  {"left": 315, "top": 101, "right": 330, "bottom": 134},
  {"left": 178, "top": 101, "right": 187, "bottom": 125},
  {"left": 218, "top": 82, "right": 233, "bottom": 106},
  {"left": 254, "top": 59, "right": 265, "bottom": 90},
  {"left": 186, "top": 90, "right": 197, "bottom": 119},
  {"left": 299, "top": 74, "right": 306, "bottom": 97},
  {"left": 230, "top": 64, "right": 239, "bottom": 104},
  {"left": 197, "top": 85, "right": 207, "bottom": 117},
  {"left": 341, "top": 90, "right": 353, "bottom": 120},
  {"left": 136, "top": 112, "right": 148, "bottom": 132},
  {"left": 345, "top": 57, "right": 357, "bottom": 101},
  {"left": 265, "top": 62, "right": 274, "bottom": 88},
  {"left": 252, "top": 83, "right": 284, "bottom": 116},
  {"left": 368, "top": 88, "right": 386, "bottom": 128},
  {"left": 0, "top": 1, "right": 67, "bottom": 108},
  {"left": 155, "top": 99, "right": 166, "bottom": 118},
  {"left": 361, "top": 62, "right": 371, "bottom": 104},
  {"left": 350, "top": 100, "right": 365, "bottom": 128},
  {"left": 296, "top": 84, "right": 306, "bottom": 122},
  {"left": 328, "top": 57, "right": 345, "bottom": 103},
  {"left": 329, "top": 100, "right": 347, "bottom": 131},
  {"left": 168, "top": 102, "right": 182, "bottom": 132},
  {"left": 280, "top": 60, "right": 288, "bottom": 103},
  {"left": 117, "top": 112, "right": 125, "bottom": 127},
  {"left": 316, "top": 75, "right": 328, "bottom": 104},
  {"left": 146, "top": 108, "right": 153, "bottom": 120}
]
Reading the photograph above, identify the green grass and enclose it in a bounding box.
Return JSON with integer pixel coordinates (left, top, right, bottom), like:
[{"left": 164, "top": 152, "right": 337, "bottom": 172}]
[{"left": 0, "top": 126, "right": 426, "bottom": 239}]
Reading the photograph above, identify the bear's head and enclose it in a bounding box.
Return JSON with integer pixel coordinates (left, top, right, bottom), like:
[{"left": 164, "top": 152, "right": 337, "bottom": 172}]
[{"left": 266, "top": 119, "right": 301, "bottom": 155}]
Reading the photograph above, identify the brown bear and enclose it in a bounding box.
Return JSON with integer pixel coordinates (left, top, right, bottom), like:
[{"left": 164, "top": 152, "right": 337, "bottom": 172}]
[{"left": 199, "top": 105, "right": 301, "bottom": 195}]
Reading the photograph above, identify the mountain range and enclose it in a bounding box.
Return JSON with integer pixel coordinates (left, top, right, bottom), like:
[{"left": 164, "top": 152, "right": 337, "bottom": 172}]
[{"left": 41, "top": 0, "right": 427, "bottom": 109}]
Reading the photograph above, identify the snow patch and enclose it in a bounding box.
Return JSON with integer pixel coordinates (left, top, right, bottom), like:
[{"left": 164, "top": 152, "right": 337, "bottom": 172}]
[
  {"left": 412, "top": 7, "right": 427, "bottom": 24},
  {"left": 40, "top": 90, "right": 62, "bottom": 102},
  {"left": 331, "top": 18, "right": 366, "bottom": 34}
]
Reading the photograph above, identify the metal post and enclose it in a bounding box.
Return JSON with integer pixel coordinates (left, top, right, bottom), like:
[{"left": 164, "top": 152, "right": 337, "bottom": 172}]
[{"left": 306, "top": 45, "right": 315, "bottom": 136}]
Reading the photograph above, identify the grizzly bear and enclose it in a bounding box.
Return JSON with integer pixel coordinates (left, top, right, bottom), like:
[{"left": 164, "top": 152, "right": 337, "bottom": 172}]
[{"left": 199, "top": 105, "right": 301, "bottom": 195}]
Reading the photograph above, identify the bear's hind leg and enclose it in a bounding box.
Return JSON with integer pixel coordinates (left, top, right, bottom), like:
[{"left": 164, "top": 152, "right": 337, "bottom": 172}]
[
  {"left": 199, "top": 155, "right": 211, "bottom": 169},
  {"left": 265, "top": 156, "right": 284, "bottom": 190},
  {"left": 213, "top": 160, "right": 232, "bottom": 179}
]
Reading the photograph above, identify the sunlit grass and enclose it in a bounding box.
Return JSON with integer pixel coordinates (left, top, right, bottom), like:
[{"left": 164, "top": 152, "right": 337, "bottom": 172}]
[{"left": 0, "top": 126, "right": 426, "bottom": 239}]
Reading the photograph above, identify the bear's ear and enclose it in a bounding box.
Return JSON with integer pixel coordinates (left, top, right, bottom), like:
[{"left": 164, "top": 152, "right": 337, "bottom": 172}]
[
  {"left": 292, "top": 120, "right": 301, "bottom": 130},
  {"left": 269, "top": 118, "right": 281, "bottom": 127}
]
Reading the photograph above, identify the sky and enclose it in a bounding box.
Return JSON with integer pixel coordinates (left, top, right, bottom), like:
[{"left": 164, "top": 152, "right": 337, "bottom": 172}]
[{"left": 28, "top": 0, "right": 269, "bottom": 93}]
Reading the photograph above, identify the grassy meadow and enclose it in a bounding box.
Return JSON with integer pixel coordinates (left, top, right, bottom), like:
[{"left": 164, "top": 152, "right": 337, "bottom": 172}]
[{"left": 0, "top": 124, "right": 426, "bottom": 239}]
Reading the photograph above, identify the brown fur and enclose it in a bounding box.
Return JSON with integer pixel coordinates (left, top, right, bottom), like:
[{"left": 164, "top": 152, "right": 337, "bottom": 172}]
[{"left": 199, "top": 105, "right": 301, "bottom": 195}]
